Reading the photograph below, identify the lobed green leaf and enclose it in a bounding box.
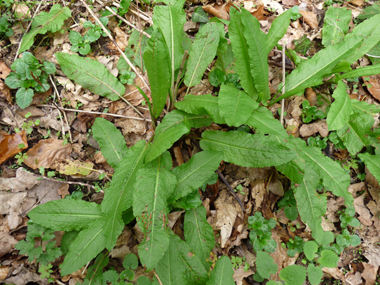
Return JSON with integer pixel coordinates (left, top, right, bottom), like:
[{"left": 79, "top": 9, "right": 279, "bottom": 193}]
[
  {"left": 184, "top": 206, "right": 215, "bottom": 270},
  {"left": 185, "top": 22, "right": 223, "bottom": 88},
  {"left": 144, "top": 29, "right": 171, "bottom": 118},
  {"left": 28, "top": 199, "right": 102, "bottom": 232},
  {"left": 60, "top": 218, "right": 106, "bottom": 276},
  {"left": 92, "top": 117, "right": 128, "bottom": 169},
  {"left": 101, "top": 140, "right": 147, "bottom": 250},
  {"left": 218, "top": 84, "right": 258, "bottom": 127},
  {"left": 56, "top": 52, "right": 125, "bottom": 101},
  {"left": 200, "top": 131, "right": 297, "bottom": 168}
]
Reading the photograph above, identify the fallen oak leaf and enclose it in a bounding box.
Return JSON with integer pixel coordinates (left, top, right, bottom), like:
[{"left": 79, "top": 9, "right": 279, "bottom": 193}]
[
  {"left": 0, "top": 130, "right": 28, "bottom": 165},
  {"left": 23, "top": 138, "right": 72, "bottom": 169}
]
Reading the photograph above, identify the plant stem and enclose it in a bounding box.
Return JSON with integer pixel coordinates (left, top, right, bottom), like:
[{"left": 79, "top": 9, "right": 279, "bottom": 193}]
[{"left": 216, "top": 169, "right": 245, "bottom": 213}]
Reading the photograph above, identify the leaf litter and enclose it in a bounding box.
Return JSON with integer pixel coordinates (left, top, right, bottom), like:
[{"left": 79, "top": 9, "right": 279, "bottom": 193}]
[{"left": 1, "top": 0, "right": 380, "bottom": 284}]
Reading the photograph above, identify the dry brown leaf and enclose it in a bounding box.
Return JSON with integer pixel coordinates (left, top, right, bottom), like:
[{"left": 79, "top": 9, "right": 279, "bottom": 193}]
[
  {"left": 252, "top": 5, "right": 271, "bottom": 21},
  {"left": 30, "top": 88, "right": 52, "bottom": 106},
  {"left": 203, "top": 2, "right": 232, "bottom": 20},
  {"left": 365, "top": 166, "right": 380, "bottom": 188},
  {"left": 349, "top": 0, "right": 365, "bottom": 6},
  {"left": 251, "top": 179, "right": 265, "bottom": 211},
  {"left": 0, "top": 62, "right": 10, "bottom": 79},
  {"left": 16, "top": 106, "right": 45, "bottom": 118},
  {"left": 4, "top": 266, "right": 47, "bottom": 285},
  {"left": 282, "top": 0, "right": 300, "bottom": 6},
  {"left": 300, "top": 10, "right": 319, "bottom": 29},
  {"left": 168, "top": 211, "right": 184, "bottom": 229},
  {"left": 0, "top": 265, "right": 10, "bottom": 279},
  {"left": 0, "top": 167, "right": 39, "bottom": 192},
  {"left": 364, "top": 75, "right": 380, "bottom": 101},
  {"left": 0, "top": 131, "right": 28, "bottom": 165},
  {"left": 113, "top": 26, "right": 129, "bottom": 51},
  {"left": 232, "top": 266, "right": 254, "bottom": 285},
  {"left": 364, "top": 244, "right": 380, "bottom": 267},
  {"left": 354, "top": 194, "right": 372, "bottom": 226},
  {"left": 24, "top": 139, "right": 72, "bottom": 169},
  {"left": 362, "top": 263, "right": 378, "bottom": 285},
  {"left": 305, "top": 87, "right": 317, "bottom": 106},
  {"left": 348, "top": 182, "right": 366, "bottom": 197},
  {"left": 345, "top": 272, "right": 363, "bottom": 285},
  {"left": 322, "top": 267, "right": 345, "bottom": 282},
  {"left": 124, "top": 75, "right": 150, "bottom": 106},
  {"left": 299, "top": 120, "right": 328, "bottom": 137},
  {"left": 110, "top": 228, "right": 133, "bottom": 259},
  {"left": 215, "top": 190, "right": 238, "bottom": 248},
  {"left": 0, "top": 80, "right": 12, "bottom": 104},
  {"left": 0, "top": 231, "right": 18, "bottom": 258},
  {"left": 57, "top": 184, "right": 70, "bottom": 199},
  {"left": 267, "top": 171, "right": 284, "bottom": 196}
]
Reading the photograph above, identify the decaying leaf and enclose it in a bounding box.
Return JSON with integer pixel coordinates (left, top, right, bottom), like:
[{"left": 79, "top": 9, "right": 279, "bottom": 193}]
[
  {"left": 233, "top": 266, "right": 254, "bottom": 285},
  {"left": 215, "top": 190, "right": 238, "bottom": 248},
  {"left": 0, "top": 131, "right": 28, "bottom": 165},
  {"left": 55, "top": 158, "right": 94, "bottom": 176},
  {"left": 24, "top": 138, "right": 72, "bottom": 169},
  {"left": 299, "top": 10, "right": 319, "bottom": 29},
  {"left": 354, "top": 194, "right": 372, "bottom": 226},
  {"left": 0, "top": 61, "right": 11, "bottom": 79},
  {"left": 0, "top": 80, "right": 12, "bottom": 104},
  {"left": 299, "top": 120, "right": 328, "bottom": 137},
  {"left": 364, "top": 75, "right": 380, "bottom": 101},
  {"left": 362, "top": 263, "right": 378, "bottom": 285},
  {"left": 0, "top": 167, "right": 39, "bottom": 191}
]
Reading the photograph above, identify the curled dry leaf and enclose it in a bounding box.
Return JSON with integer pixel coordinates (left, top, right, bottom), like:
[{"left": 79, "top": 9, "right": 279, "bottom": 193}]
[
  {"left": 364, "top": 75, "right": 380, "bottom": 101},
  {"left": 282, "top": 0, "right": 300, "bottom": 6},
  {"left": 305, "top": 87, "right": 317, "bottom": 106},
  {"left": 0, "top": 265, "right": 10, "bottom": 279},
  {"left": 251, "top": 179, "right": 266, "bottom": 211},
  {"left": 0, "top": 130, "right": 28, "bottom": 165},
  {"left": 24, "top": 138, "right": 72, "bottom": 169},
  {"left": 215, "top": 190, "right": 238, "bottom": 248},
  {"left": 55, "top": 158, "right": 94, "bottom": 176},
  {"left": 299, "top": 10, "right": 319, "bottom": 29},
  {"left": 345, "top": 272, "right": 363, "bottom": 285},
  {"left": 0, "top": 167, "right": 39, "bottom": 191},
  {"left": 233, "top": 266, "right": 254, "bottom": 285},
  {"left": 299, "top": 120, "right": 329, "bottom": 137},
  {"left": 0, "top": 231, "right": 18, "bottom": 258},
  {"left": 365, "top": 166, "right": 380, "bottom": 189},
  {"left": 203, "top": 2, "right": 232, "bottom": 20},
  {"left": 354, "top": 194, "right": 372, "bottom": 226},
  {"left": 0, "top": 61, "right": 11, "bottom": 79},
  {"left": 362, "top": 263, "right": 378, "bottom": 285},
  {"left": 0, "top": 80, "right": 12, "bottom": 104}
]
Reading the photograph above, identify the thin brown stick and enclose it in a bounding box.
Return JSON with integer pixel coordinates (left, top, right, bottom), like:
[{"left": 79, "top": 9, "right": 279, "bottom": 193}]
[
  {"left": 49, "top": 75, "right": 73, "bottom": 143},
  {"left": 36, "top": 175, "right": 96, "bottom": 190},
  {"left": 80, "top": 0, "right": 151, "bottom": 96},
  {"left": 101, "top": 4, "right": 151, "bottom": 38},
  {"left": 153, "top": 270, "right": 163, "bottom": 285},
  {"left": 40, "top": 104, "right": 152, "bottom": 121},
  {"left": 216, "top": 169, "right": 245, "bottom": 212}
]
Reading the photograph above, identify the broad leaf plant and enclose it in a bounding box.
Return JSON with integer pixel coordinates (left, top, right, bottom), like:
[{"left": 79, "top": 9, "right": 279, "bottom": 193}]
[{"left": 10, "top": 1, "right": 380, "bottom": 284}]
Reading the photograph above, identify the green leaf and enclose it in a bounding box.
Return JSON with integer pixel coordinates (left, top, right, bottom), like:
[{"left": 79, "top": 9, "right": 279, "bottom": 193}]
[
  {"left": 322, "top": 7, "right": 351, "bottom": 47},
  {"left": 206, "top": 256, "right": 235, "bottom": 285},
  {"left": 192, "top": 6, "right": 209, "bottom": 23},
  {"left": 351, "top": 99, "right": 380, "bottom": 115},
  {"left": 4, "top": 72, "right": 22, "bottom": 89},
  {"left": 279, "top": 265, "right": 306, "bottom": 285},
  {"left": 229, "top": 8, "right": 257, "bottom": 99},
  {"left": 266, "top": 9, "right": 291, "bottom": 55},
  {"left": 61, "top": 231, "right": 78, "bottom": 255},
  {"left": 101, "top": 140, "right": 147, "bottom": 250},
  {"left": 339, "top": 64, "right": 380, "bottom": 80},
  {"left": 344, "top": 14, "right": 380, "bottom": 64},
  {"left": 20, "top": 4, "right": 71, "bottom": 53},
  {"left": 16, "top": 88, "right": 34, "bottom": 109},
  {"left": 134, "top": 155, "right": 177, "bottom": 270},
  {"left": 184, "top": 206, "right": 215, "bottom": 270},
  {"left": 240, "top": 8, "right": 270, "bottom": 103},
  {"left": 337, "top": 111, "right": 372, "bottom": 155},
  {"left": 155, "top": 232, "right": 209, "bottom": 285},
  {"left": 143, "top": 29, "right": 171, "bottom": 118},
  {"left": 318, "top": 249, "right": 339, "bottom": 268},
  {"left": 307, "top": 264, "right": 323, "bottom": 285},
  {"left": 175, "top": 94, "right": 225, "bottom": 124},
  {"left": 294, "top": 168, "right": 326, "bottom": 244},
  {"left": 43, "top": 61, "right": 56, "bottom": 74},
  {"left": 153, "top": 0, "right": 186, "bottom": 86},
  {"left": 92, "top": 117, "right": 128, "bottom": 168},
  {"left": 171, "top": 151, "right": 222, "bottom": 201},
  {"left": 357, "top": 1, "right": 380, "bottom": 20},
  {"left": 145, "top": 112, "right": 190, "bottom": 163},
  {"left": 123, "top": 253, "right": 139, "bottom": 270},
  {"left": 246, "top": 106, "right": 288, "bottom": 139},
  {"left": 82, "top": 253, "right": 109, "bottom": 285},
  {"left": 301, "top": 145, "right": 353, "bottom": 208},
  {"left": 256, "top": 251, "right": 277, "bottom": 279},
  {"left": 28, "top": 199, "right": 102, "bottom": 231},
  {"left": 200, "top": 131, "right": 297, "bottom": 168},
  {"left": 303, "top": 241, "right": 318, "bottom": 261},
  {"left": 218, "top": 84, "right": 258, "bottom": 127},
  {"left": 358, "top": 153, "right": 380, "bottom": 185},
  {"left": 56, "top": 52, "right": 125, "bottom": 101},
  {"left": 184, "top": 22, "right": 222, "bottom": 88},
  {"left": 60, "top": 218, "right": 106, "bottom": 276},
  {"left": 326, "top": 80, "right": 352, "bottom": 131},
  {"left": 277, "top": 36, "right": 363, "bottom": 101}
]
